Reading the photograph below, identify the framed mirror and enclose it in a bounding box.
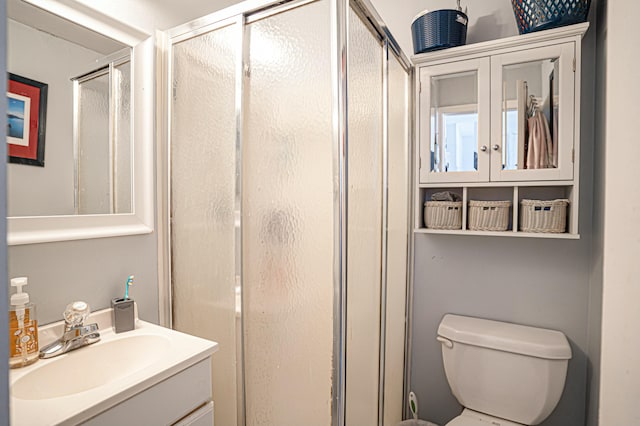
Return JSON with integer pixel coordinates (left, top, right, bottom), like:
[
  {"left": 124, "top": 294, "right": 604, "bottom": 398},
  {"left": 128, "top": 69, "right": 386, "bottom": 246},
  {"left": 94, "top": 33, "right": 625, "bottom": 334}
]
[{"left": 6, "top": 0, "right": 154, "bottom": 245}]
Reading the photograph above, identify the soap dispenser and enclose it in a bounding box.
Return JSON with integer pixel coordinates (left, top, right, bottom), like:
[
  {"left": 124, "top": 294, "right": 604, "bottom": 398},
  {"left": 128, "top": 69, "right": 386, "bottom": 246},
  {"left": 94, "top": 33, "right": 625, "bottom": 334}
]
[{"left": 9, "top": 277, "right": 39, "bottom": 368}]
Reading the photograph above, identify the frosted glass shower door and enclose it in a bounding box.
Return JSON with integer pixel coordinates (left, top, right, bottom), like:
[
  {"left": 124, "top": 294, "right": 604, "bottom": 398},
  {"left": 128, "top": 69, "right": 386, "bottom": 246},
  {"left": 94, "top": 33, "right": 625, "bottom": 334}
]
[
  {"left": 168, "top": 1, "right": 411, "bottom": 425},
  {"left": 346, "top": 6, "right": 384, "bottom": 426},
  {"left": 113, "top": 61, "right": 131, "bottom": 214},
  {"left": 242, "top": 1, "right": 335, "bottom": 425},
  {"left": 383, "top": 51, "right": 410, "bottom": 426},
  {"left": 170, "top": 23, "right": 240, "bottom": 426},
  {"left": 76, "top": 61, "right": 132, "bottom": 215},
  {"left": 77, "top": 72, "right": 110, "bottom": 214}
]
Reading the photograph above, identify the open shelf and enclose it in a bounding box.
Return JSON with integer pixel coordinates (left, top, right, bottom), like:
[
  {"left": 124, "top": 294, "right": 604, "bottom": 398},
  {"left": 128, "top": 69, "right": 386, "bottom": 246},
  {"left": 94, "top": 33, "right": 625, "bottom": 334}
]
[
  {"left": 415, "top": 184, "right": 578, "bottom": 238},
  {"left": 414, "top": 228, "right": 580, "bottom": 239}
]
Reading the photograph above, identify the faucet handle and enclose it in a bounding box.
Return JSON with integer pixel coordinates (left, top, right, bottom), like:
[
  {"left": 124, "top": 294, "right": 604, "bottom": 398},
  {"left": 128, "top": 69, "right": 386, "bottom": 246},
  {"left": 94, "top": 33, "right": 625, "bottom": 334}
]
[{"left": 63, "top": 301, "right": 90, "bottom": 327}]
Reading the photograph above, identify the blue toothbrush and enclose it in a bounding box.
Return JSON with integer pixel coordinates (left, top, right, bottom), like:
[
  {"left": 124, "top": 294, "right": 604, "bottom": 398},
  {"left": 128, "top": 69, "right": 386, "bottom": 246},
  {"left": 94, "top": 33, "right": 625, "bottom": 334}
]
[{"left": 124, "top": 275, "right": 134, "bottom": 300}]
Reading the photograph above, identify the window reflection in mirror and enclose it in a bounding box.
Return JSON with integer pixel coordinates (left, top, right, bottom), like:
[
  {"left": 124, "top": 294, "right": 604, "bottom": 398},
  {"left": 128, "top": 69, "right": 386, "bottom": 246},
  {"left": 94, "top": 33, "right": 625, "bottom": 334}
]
[
  {"left": 430, "top": 70, "right": 479, "bottom": 173},
  {"left": 502, "top": 58, "right": 560, "bottom": 171},
  {"left": 6, "top": 0, "right": 131, "bottom": 217}
]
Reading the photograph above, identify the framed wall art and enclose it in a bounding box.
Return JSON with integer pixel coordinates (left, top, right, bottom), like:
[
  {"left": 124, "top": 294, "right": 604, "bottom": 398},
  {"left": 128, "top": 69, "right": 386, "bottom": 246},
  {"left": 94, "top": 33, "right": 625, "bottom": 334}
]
[{"left": 7, "top": 73, "right": 48, "bottom": 167}]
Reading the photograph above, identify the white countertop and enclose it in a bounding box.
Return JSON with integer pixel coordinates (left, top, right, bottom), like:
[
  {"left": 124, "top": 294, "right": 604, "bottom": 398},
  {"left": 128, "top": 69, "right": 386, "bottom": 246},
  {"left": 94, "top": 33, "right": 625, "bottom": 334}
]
[{"left": 10, "top": 308, "right": 218, "bottom": 426}]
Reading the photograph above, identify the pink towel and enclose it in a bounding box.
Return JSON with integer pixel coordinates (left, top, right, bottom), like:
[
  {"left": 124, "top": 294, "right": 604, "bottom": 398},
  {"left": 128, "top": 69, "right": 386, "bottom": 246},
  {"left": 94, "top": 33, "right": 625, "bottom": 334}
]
[
  {"left": 526, "top": 111, "right": 553, "bottom": 169},
  {"left": 552, "top": 106, "right": 558, "bottom": 168}
]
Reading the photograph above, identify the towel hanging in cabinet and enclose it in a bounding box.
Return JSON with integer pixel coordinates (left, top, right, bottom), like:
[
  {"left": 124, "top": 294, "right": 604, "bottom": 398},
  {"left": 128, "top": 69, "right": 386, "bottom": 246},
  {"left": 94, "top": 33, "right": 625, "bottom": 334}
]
[{"left": 526, "top": 110, "right": 554, "bottom": 169}]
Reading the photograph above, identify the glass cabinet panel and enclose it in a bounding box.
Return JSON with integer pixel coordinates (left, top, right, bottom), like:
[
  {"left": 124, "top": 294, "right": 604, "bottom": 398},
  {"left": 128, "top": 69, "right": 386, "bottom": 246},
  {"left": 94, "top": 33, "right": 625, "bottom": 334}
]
[
  {"left": 501, "top": 59, "right": 559, "bottom": 171},
  {"left": 491, "top": 43, "right": 575, "bottom": 182},
  {"left": 430, "top": 71, "right": 478, "bottom": 173},
  {"left": 419, "top": 58, "right": 490, "bottom": 183}
]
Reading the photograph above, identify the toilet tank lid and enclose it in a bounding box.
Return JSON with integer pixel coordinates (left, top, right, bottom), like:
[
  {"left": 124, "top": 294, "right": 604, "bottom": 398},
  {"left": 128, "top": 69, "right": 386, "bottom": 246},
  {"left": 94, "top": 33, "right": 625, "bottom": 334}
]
[{"left": 438, "top": 314, "right": 572, "bottom": 360}]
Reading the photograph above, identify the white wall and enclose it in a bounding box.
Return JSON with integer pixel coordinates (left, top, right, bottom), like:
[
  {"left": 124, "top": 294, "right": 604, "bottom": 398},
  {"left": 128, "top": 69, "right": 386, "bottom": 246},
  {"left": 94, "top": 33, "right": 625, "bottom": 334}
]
[
  {"left": 76, "top": 0, "right": 240, "bottom": 33},
  {"left": 7, "top": 19, "right": 103, "bottom": 216},
  {"left": 74, "top": 0, "right": 519, "bottom": 56},
  {"left": 599, "top": 0, "right": 640, "bottom": 423}
]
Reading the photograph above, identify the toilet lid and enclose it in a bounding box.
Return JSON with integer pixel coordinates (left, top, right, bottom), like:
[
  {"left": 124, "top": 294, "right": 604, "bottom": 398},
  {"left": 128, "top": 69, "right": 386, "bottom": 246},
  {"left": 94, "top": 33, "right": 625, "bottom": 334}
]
[{"left": 446, "top": 410, "right": 524, "bottom": 426}]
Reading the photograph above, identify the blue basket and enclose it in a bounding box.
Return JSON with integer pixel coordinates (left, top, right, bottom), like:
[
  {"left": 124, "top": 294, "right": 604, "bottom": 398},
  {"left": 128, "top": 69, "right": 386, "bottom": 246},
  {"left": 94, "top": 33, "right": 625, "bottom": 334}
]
[
  {"left": 511, "top": 0, "right": 591, "bottom": 34},
  {"left": 411, "top": 9, "right": 468, "bottom": 55}
]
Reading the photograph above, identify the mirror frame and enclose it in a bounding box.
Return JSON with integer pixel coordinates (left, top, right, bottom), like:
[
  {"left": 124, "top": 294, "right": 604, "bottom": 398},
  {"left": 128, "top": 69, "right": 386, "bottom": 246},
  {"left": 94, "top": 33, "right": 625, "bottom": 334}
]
[{"left": 7, "top": 0, "right": 154, "bottom": 245}]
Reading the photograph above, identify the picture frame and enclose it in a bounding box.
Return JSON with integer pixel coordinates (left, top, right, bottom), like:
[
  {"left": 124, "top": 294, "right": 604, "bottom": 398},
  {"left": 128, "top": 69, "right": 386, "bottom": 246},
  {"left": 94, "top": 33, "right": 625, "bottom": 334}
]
[{"left": 7, "top": 73, "right": 48, "bottom": 167}]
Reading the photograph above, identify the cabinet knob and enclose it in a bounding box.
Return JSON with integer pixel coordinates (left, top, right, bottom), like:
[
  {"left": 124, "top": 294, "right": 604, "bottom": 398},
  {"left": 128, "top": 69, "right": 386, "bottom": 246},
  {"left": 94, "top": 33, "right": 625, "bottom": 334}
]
[
  {"left": 480, "top": 145, "right": 488, "bottom": 152},
  {"left": 492, "top": 144, "right": 500, "bottom": 151}
]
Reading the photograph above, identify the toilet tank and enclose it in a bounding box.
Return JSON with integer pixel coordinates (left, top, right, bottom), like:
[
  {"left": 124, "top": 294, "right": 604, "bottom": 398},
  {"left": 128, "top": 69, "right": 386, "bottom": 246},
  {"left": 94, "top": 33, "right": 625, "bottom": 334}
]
[{"left": 437, "top": 314, "right": 572, "bottom": 425}]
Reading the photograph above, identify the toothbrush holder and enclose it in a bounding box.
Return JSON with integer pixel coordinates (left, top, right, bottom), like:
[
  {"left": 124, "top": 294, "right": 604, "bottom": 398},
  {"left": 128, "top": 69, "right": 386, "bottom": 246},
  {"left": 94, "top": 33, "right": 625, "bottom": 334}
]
[{"left": 111, "top": 298, "right": 135, "bottom": 333}]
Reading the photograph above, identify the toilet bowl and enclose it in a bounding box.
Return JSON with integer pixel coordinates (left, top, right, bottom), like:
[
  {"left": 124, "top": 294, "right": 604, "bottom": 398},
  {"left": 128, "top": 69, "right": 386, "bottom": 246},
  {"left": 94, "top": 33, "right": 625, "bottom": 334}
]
[
  {"left": 437, "top": 314, "right": 572, "bottom": 426},
  {"left": 446, "top": 409, "right": 525, "bottom": 426}
]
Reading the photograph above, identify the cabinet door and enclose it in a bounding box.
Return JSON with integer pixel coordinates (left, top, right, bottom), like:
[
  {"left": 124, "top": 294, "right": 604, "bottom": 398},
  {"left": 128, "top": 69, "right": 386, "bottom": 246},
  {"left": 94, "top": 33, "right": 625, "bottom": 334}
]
[
  {"left": 418, "top": 58, "right": 490, "bottom": 183},
  {"left": 490, "top": 43, "right": 575, "bottom": 182}
]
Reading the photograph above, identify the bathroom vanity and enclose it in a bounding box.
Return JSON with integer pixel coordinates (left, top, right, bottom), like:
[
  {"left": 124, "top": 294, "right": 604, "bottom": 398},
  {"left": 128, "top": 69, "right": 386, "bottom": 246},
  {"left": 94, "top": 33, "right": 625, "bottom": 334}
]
[
  {"left": 9, "top": 308, "right": 218, "bottom": 425},
  {"left": 413, "top": 23, "right": 589, "bottom": 238}
]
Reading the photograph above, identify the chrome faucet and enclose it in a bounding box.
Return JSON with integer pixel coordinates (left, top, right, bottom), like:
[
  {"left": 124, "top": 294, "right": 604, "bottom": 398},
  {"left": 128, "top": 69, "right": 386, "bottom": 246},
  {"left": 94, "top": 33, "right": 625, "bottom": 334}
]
[{"left": 40, "top": 301, "right": 100, "bottom": 359}]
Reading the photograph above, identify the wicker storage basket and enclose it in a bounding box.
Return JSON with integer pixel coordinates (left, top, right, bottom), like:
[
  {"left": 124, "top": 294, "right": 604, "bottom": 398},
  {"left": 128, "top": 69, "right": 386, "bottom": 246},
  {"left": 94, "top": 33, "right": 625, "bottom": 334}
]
[
  {"left": 468, "top": 200, "right": 512, "bottom": 231},
  {"left": 520, "top": 199, "right": 569, "bottom": 233},
  {"left": 424, "top": 201, "right": 462, "bottom": 230}
]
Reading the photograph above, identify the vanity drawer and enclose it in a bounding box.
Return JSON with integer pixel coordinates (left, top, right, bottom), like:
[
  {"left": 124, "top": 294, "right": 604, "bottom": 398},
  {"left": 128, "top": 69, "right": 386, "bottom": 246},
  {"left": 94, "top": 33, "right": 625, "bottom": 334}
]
[
  {"left": 174, "top": 401, "right": 214, "bottom": 426},
  {"left": 82, "top": 358, "right": 212, "bottom": 426}
]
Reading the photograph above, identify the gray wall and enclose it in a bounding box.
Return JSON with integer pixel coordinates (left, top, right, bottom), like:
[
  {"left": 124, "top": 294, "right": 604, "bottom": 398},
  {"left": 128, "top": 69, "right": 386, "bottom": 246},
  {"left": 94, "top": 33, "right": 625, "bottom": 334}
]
[
  {"left": 412, "top": 236, "right": 592, "bottom": 426},
  {"left": 8, "top": 234, "right": 159, "bottom": 324},
  {"left": 587, "top": 1, "right": 606, "bottom": 424},
  {"left": 6, "top": 6, "right": 162, "bottom": 328},
  {"left": 410, "top": 5, "right": 600, "bottom": 426},
  {"left": 1, "top": 0, "right": 10, "bottom": 424},
  {"left": 7, "top": 19, "right": 102, "bottom": 216}
]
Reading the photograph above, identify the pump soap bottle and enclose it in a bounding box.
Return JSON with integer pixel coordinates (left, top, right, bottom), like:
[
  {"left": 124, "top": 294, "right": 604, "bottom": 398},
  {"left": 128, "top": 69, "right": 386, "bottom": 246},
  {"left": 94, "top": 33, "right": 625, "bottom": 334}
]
[{"left": 9, "top": 277, "right": 39, "bottom": 368}]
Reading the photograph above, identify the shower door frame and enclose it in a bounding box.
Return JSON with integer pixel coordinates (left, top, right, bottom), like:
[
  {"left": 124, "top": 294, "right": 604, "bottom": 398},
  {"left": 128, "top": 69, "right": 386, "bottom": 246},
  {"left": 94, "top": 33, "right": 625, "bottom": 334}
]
[{"left": 156, "top": 1, "right": 414, "bottom": 425}]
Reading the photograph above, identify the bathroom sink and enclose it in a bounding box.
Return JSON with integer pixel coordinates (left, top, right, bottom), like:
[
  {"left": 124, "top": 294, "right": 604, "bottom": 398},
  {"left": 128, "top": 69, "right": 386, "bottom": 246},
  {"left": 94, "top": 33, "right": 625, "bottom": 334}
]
[
  {"left": 12, "top": 334, "right": 170, "bottom": 400},
  {"left": 10, "top": 308, "right": 218, "bottom": 426}
]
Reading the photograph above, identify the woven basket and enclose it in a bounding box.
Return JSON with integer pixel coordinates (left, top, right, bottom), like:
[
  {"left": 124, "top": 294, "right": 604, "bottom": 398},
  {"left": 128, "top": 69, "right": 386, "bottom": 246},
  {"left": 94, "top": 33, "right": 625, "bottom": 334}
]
[
  {"left": 411, "top": 9, "right": 468, "bottom": 54},
  {"left": 468, "top": 200, "right": 511, "bottom": 231},
  {"left": 511, "top": 0, "right": 591, "bottom": 34},
  {"left": 520, "top": 199, "right": 569, "bottom": 233},
  {"left": 424, "top": 201, "right": 462, "bottom": 230}
]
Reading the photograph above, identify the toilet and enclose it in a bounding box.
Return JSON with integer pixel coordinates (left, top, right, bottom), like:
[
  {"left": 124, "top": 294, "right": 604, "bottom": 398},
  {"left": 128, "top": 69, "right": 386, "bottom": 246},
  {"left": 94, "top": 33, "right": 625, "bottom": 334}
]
[{"left": 437, "top": 314, "right": 572, "bottom": 426}]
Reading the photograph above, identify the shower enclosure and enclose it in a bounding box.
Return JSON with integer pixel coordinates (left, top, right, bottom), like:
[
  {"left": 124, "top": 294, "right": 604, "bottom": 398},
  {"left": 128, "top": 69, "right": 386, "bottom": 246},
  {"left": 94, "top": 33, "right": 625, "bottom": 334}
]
[{"left": 159, "top": 0, "right": 411, "bottom": 424}]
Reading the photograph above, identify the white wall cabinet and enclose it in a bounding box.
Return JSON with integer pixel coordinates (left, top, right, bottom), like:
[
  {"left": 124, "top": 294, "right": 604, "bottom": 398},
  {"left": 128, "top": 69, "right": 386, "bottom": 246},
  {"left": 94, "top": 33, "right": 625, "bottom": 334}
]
[{"left": 413, "top": 23, "right": 588, "bottom": 238}]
